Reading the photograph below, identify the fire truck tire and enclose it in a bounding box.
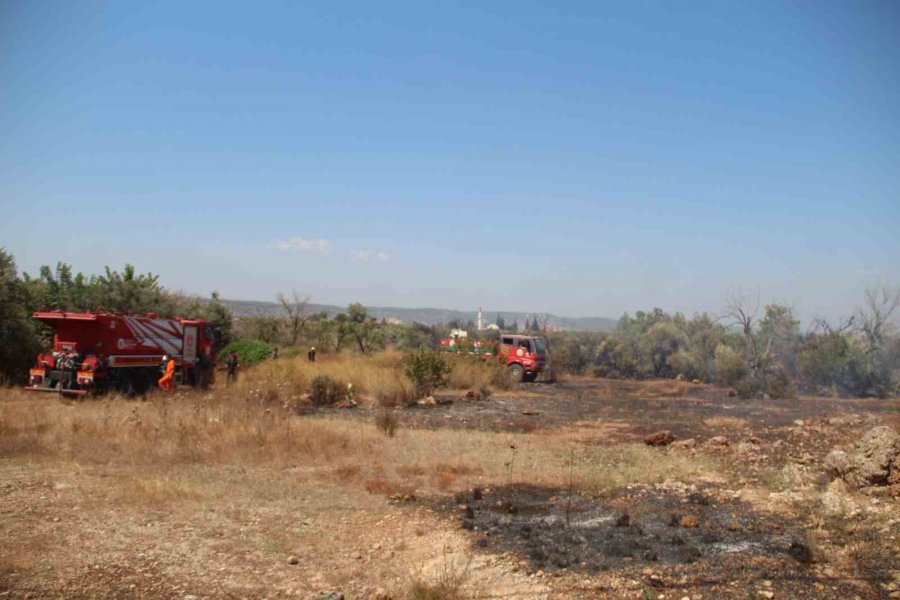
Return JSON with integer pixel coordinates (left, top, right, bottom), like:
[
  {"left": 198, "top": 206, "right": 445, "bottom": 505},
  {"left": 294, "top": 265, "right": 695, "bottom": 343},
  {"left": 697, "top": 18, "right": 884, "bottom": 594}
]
[
  {"left": 523, "top": 372, "right": 537, "bottom": 383},
  {"left": 508, "top": 363, "right": 524, "bottom": 383}
]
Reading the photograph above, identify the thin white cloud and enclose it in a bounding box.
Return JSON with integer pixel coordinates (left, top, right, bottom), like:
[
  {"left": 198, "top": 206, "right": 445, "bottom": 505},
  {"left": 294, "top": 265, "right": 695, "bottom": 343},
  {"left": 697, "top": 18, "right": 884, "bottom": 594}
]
[
  {"left": 269, "top": 237, "right": 333, "bottom": 253},
  {"left": 351, "top": 250, "right": 391, "bottom": 262}
]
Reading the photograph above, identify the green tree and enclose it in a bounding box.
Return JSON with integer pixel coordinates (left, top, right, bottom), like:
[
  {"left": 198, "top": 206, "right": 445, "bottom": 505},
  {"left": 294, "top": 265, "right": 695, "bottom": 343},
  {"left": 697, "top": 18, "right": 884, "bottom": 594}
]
[
  {"left": 401, "top": 322, "right": 434, "bottom": 350},
  {"left": 641, "top": 321, "right": 686, "bottom": 377},
  {"left": 92, "top": 264, "right": 166, "bottom": 313},
  {"left": 347, "top": 303, "right": 383, "bottom": 354},
  {"left": 402, "top": 349, "right": 451, "bottom": 396},
  {"left": 798, "top": 330, "right": 853, "bottom": 394},
  {"left": 758, "top": 304, "right": 801, "bottom": 375},
  {"left": 714, "top": 344, "right": 747, "bottom": 387},
  {"left": 0, "top": 250, "right": 42, "bottom": 382},
  {"left": 200, "top": 292, "right": 234, "bottom": 353}
]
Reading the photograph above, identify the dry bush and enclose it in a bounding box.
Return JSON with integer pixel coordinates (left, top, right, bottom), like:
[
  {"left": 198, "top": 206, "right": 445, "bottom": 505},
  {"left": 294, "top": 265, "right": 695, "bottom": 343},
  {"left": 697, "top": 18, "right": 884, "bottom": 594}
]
[
  {"left": 309, "top": 375, "right": 344, "bottom": 406},
  {"left": 538, "top": 364, "right": 560, "bottom": 383},
  {"left": 406, "top": 553, "right": 471, "bottom": 600},
  {"left": 376, "top": 377, "right": 417, "bottom": 408},
  {"left": 375, "top": 409, "right": 400, "bottom": 437},
  {"left": 446, "top": 357, "right": 511, "bottom": 391}
]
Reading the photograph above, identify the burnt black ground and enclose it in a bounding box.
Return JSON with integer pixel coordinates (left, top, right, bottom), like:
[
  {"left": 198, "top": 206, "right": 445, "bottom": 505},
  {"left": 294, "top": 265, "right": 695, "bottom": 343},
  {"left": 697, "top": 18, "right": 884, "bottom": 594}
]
[
  {"left": 431, "top": 483, "right": 889, "bottom": 599},
  {"left": 306, "top": 377, "right": 899, "bottom": 439}
]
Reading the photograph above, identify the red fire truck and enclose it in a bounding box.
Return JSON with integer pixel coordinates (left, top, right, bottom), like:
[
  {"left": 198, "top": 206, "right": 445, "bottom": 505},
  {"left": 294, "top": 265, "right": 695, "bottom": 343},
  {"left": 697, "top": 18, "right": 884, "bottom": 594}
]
[
  {"left": 439, "top": 334, "right": 549, "bottom": 382},
  {"left": 25, "top": 311, "right": 217, "bottom": 396}
]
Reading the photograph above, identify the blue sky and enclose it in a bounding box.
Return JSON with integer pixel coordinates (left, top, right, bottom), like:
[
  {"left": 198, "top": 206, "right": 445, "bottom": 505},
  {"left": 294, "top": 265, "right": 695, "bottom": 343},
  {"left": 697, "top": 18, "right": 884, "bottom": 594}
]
[{"left": 2, "top": 1, "right": 898, "bottom": 322}]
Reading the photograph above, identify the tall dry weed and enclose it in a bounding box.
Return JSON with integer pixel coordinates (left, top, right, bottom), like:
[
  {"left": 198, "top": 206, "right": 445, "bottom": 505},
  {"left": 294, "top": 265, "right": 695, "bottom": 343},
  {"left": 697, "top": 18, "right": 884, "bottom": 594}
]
[{"left": 445, "top": 356, "right": 511, "bottom": 392}]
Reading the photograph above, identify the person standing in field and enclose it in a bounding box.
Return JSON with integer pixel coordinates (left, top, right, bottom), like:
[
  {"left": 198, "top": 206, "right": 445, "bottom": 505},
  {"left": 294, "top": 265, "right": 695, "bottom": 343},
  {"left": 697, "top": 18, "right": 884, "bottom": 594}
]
[
  {"left": 308, "top": 346, "right": 316, "bottom": 362},
  {"left": 226, "top": 351, "right": 240, "bottom": 385},
  {"left": 158, "top": 354, "right": 176, "bottom": 392},
  {"left": 196, "top": 349, "right": 212, "bottom": 389}
]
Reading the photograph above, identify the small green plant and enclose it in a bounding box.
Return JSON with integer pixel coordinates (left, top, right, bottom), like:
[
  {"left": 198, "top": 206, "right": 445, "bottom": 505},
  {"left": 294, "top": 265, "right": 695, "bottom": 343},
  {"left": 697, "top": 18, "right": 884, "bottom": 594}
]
[
  {"left": 402, "top": 349, "right": 451, "bottom": 397},
  {"left": 308, "top": 375, "right": 343, "bottom": 406},
  {"left": 374, "top": 409, "right": 399, "bottom": 437},
  {"left": 477, "top": 384, "right": 492, "bottom": 401}
]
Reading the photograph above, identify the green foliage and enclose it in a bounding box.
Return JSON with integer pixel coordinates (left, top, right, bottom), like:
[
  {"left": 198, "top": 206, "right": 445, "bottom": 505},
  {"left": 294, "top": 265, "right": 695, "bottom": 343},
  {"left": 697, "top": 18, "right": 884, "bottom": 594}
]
[
  {"left": 0, "top": 249, "right": 41, "bottom": 383},
  {"left": 199, "top": 293, "right": 234, "bottom": 352},
  {"left": 327, "top": 303, "right": 385, "bottom": 354},
  {"left": 402, "top": 349, "right": 451, "bottom": 396},
  {"left": 642, "top": 321, "right": 687, "bottom": 377},
  {"left": 758, "top": 304, "right": 802, "bottom": 375},
  {"left": 218, "top": 339, "right": 272, "bottom": 367},
  {"left": 394, "top": 321, "right": 435, "bottom": 350},
  {"left": 798, "top": 332, "right": 855, "bottom": 393},
  {"left": 714, "top": 344, "right": 747, "bottom": 387},
  {"left": 236, "top": 317, "right": 283, "bottom": 345},
  {"left": 0, "top": 250, "right": 237, "bottom": 382},
  {"left": 308, "top": 375, "right": 344, "bottom": 406}
]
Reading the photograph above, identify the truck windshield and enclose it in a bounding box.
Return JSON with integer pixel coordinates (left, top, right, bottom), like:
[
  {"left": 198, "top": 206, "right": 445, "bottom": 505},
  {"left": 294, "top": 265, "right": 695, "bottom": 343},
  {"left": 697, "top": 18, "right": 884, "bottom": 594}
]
[{"left": 533, "top": 339, "right": 546, "bottom": 354}]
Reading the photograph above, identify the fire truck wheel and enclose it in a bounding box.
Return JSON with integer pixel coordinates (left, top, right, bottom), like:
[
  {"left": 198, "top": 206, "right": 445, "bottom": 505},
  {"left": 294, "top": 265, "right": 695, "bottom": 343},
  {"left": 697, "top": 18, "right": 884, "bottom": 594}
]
[{"left": 508, "top": 363, "right": 524, "bottom": 383}]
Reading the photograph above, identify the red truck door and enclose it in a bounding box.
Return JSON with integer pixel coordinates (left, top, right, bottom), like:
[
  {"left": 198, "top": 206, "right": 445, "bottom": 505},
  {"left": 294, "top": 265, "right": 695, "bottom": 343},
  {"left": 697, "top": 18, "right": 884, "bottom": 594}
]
[{"left": 183, "top": 326, "right": 198, "bottom": 365}]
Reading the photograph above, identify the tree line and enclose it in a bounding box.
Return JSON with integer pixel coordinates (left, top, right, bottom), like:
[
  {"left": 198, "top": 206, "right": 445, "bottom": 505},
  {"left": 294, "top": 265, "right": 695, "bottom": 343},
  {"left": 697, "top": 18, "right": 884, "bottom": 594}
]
[
  {"left": 542, "top": 289, "right": 900, "bottom": 399},
  {"left": 0, "top": 249, "right": 233, "bottom": 383},
  {"left": 2, "top": 248, "right": 897, "bottom": 398}
]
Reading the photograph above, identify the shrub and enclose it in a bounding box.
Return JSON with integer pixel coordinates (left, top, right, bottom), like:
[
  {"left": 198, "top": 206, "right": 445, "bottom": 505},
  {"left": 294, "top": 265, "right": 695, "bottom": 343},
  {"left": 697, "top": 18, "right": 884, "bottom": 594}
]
[
  {"left": 714, "top": 345, "right": 747, "bottom": 387},
  {"left": 374, "top": 409, "right": 399, "bottom": 437},
  {"left": 538, "top": 364, "right": 559, "bottom": 383},
  {"left": 308, "top": 375, "right": 344, "bottom": 406},
  {"left": 218, "top": 339, "right": 272, "bottom": 367},
  {"left": 376, "top": 384, "right": 416, "bottom": 408},
  {"left": 732, "top": 366, "right": 796, "bottom": 400},
  {"left": 402, "top": 349, "right": 451, "bottom": 397},
  {"left": 733, "top": 376, "right": 759, "bottom": 399},
  {"left": 406, "top": 554, "right": 470, "bottom": 600},
  {"left": 762, "top": 365, "right": 796, "bottom": 399}
]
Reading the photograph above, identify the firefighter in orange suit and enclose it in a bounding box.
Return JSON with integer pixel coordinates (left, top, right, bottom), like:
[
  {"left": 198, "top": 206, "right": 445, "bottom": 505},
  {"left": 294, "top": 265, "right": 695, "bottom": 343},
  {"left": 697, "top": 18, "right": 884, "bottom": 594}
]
[{"left": 158, "top": 354, "right": 176, "bottom": 392}]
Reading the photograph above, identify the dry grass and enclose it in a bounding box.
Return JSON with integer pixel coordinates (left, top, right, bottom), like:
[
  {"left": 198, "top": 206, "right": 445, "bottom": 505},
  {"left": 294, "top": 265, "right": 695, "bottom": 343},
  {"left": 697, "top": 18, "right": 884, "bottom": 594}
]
[
  {"left": 444, "top": 356, "right": 511, "bottom": 392},
  {"left": 575, "top": 443, "right": 722, "bottom": 497},
  {"left": 0, "top": 381, "right": 708, "bottom": 508},
  {"left": 375, "top": 408, "right": 400, "bottom": 436},
  {"left": 116, "top": 474, "right": 206, "bottom": 504},
  {"left": 406, "top": 551, "right": 472, "bottom": 600},
  {"left": 234, "top": 351, "right": 510, "bottom": 407},
  {"left": 703, "top": 416, "right": 749, "bottom": 429}
]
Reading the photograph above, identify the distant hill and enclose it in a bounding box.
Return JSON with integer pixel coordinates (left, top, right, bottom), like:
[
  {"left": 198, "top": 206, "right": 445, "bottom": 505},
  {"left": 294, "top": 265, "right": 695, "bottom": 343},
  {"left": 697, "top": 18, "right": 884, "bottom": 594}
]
[{"left": 223, "top": 300, "right": 616, "bottom": 332}]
